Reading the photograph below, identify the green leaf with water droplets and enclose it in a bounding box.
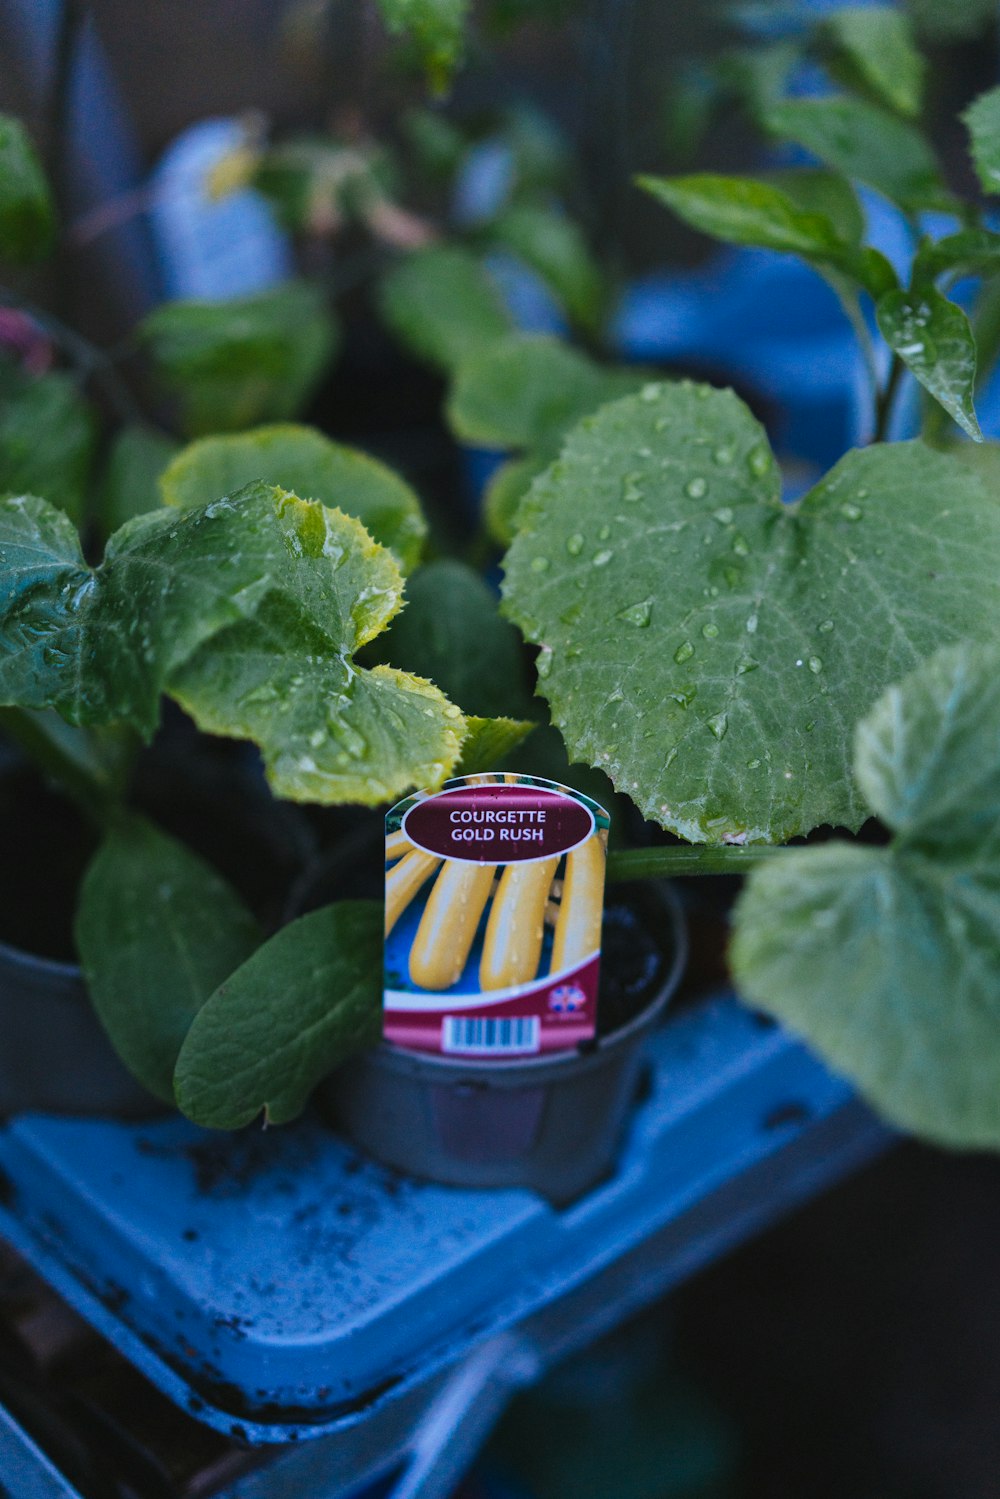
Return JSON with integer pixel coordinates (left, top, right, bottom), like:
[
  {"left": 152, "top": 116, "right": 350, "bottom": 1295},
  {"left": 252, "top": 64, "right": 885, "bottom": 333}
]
[
  {"left": 160, "top": 424, "right": 426, "bottom": 572},
  {"left": 0, "top": 483, "right": 466, "bottom": 803},
  {"left": 732, "top": 642, "right": 1000, "bottom": 1149},
  {"left": 76, "top": 815, "right": 261, "bottom": 1101},
  {"left": 501, "top": 381, "right": 1000, "bottom": 844},
  {"left": 174, "top": 901, "right": 383, "bottom": 1128},
  {"left": 141, "top": 281, "right": 338, "bottom": 437},
  {"left": 877, "top": 287, "right": 982, "bottom": 440},
  {"left": 963, "top": 85, "right": 1000, "bottom": 196},
  {"left": 0, "top": 115, "right": 54, "bottom": 262},
  {"left": 817, "top": 6, "right": 925, "bottom": 119},
  {"left": 379, "top": 246, "right": 512, "bottom": 372},
  {"left": 763, "top": 96, "right": 949, "bottom": 213}
]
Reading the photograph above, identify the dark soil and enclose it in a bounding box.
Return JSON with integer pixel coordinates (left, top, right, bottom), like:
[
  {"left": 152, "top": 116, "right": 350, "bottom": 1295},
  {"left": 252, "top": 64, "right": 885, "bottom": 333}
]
[{"left": 596, "top": 886, "right": 674, "bottom": 1038}]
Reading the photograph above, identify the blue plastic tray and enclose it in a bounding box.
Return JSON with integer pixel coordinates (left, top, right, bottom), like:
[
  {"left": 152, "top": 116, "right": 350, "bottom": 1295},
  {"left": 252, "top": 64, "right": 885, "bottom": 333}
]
[{"left": 0, "top": 996, "right": 886, "bottom": 1448}]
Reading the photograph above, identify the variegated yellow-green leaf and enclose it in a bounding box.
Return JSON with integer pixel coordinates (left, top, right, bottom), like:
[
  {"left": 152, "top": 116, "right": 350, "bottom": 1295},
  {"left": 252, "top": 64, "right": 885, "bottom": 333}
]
[
  {"left": 0, "top": 483, "right": 465, "bottom": 804},
  {"left": 159, "top": 424, "right": 426, "bottom": 572}
]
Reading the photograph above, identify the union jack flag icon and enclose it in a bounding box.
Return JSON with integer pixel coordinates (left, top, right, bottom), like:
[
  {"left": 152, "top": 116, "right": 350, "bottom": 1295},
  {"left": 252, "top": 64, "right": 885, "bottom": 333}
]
[{"left": 549, "top": 983, "right": 586, "bottom": 1015}]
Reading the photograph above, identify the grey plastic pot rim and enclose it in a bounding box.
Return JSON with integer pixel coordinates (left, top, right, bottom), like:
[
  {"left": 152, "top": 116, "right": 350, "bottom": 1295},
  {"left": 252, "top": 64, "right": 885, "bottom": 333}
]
[
  {"left": 362, "top": 878, "right": 688, "bottom": 1082},
  {"left": 0, "top": 935, "right": 83, "bottom": 987}
]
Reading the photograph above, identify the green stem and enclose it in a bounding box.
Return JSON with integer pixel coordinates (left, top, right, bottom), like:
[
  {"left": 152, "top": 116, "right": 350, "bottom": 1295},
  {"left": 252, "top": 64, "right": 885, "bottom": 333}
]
[
  {"left": 606, "top": 842, "right": 789, "bottom": 882},
  {"left": 873, "top": 352, "right": 904, "bottom": 444}
]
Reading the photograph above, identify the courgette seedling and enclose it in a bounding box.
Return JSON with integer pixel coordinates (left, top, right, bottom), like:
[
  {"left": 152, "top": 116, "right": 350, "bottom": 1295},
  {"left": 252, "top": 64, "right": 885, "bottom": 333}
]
[{"left": 2, "top": 2, "right": 1000, "bottom": 1153}]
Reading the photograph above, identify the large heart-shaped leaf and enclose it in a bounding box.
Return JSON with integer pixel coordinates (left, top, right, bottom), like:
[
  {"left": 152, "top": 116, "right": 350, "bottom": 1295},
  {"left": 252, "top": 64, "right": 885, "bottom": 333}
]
[
  {"left": 731, "top": 642, "right": 1000, "bottom": 1149},
  {"left": 159, "top": 424, "right": 427, "bottom": 572},
  {"left": 0, "top": 484, "right": 465, "bottom": 803},
  {"left": 501, "top": 382, "right": 1000, "bottom": 844},
  {"left": 174, "top": 901, "right": 383, "bottom": 1128},
  {"left": 76, "top": 816, "right": 260, "bottom": 1100}
]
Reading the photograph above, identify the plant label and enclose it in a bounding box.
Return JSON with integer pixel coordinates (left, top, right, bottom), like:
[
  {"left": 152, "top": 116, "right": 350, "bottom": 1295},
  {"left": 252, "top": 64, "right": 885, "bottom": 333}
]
[{"left": 384, "top": 774, "right": 610, "bottom": 1058}]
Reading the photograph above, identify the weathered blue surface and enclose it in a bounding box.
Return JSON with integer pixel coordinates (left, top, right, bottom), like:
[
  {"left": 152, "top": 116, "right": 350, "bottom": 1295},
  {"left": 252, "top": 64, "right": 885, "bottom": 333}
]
[{"left": 0, "top": 995, "right": 883, "bottom": 1448}]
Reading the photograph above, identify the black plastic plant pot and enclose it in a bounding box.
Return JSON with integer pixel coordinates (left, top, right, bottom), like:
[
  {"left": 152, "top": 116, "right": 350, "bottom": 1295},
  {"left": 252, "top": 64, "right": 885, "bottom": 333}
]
[
  {"left": 0, "top": 942, "right": 158, "bottom": 1118},
  {"left": 322, "top": 881, "right": 687, "bottom": 1206},
  {"left": 0, "top": 731, "right": 317, "bottom": 1120}
]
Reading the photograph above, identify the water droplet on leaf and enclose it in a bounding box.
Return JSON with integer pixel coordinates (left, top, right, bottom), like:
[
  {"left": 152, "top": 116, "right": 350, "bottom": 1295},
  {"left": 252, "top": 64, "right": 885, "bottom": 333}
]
[
  {"left": 617, "top": 598, "right": 653, "bottom": 628},
  {"left": 674, "top": 640, "right": 695, "bottom": 664},
  {"left": 748, "top": 445, "right": 771, "bottom": 477}
]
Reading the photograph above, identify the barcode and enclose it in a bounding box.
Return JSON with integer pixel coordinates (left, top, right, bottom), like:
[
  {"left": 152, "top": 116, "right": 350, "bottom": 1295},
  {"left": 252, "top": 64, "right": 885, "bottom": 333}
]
[{"left": 442, "top": 1015, "right": 541, "bottom": 1055}]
